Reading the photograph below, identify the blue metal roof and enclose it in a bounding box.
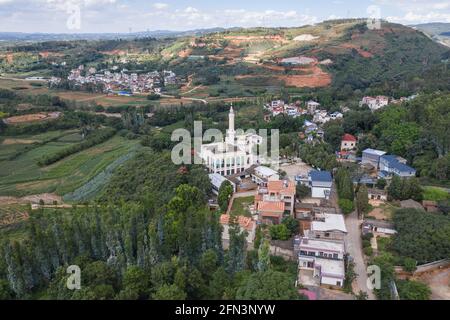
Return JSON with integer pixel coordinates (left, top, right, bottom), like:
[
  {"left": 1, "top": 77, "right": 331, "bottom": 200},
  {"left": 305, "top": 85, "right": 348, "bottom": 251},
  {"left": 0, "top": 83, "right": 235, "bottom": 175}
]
[
  {"left": 310, "top": 170, "right": 332, "bottom": 182},
  {"left": 381, "top": 155, "right": 416, "bottom": 174}
]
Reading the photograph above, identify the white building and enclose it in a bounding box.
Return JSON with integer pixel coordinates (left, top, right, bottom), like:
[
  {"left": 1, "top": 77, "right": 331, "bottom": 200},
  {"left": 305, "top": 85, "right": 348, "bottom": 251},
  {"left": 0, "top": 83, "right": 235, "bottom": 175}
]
[
  {"left": 295, "top": 237, "right": 346, "bottom": 288},
  {"left": 199, "top": 106, "right": 263, "bottom": 176},
  {"left": 309, "top": 170, "right": 332, "bottom": 199},
  {"left": 307, "top": 213, "right": 348, "bottom": 241},
  {"left": 208, "top": 173, "right": 236, "bottom": 195},
  {"left": 251, "top": 166, "right": 279, "bottom": 186},
  {"left": 360, "top": 96, "right": 389, "bottom": 111}
]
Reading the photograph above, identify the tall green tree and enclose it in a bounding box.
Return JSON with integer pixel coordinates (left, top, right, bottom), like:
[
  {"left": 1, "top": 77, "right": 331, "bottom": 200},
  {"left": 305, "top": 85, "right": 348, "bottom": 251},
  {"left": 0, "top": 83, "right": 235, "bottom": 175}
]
[
  {"left": 218, "top": 181, "right": 234, "bottom": 212},
  {"left": 256, "top": 240, "right": 271, "bottom": 272},
  {"left": 356, "top": 185, "right": 369, "bottom": 217}
]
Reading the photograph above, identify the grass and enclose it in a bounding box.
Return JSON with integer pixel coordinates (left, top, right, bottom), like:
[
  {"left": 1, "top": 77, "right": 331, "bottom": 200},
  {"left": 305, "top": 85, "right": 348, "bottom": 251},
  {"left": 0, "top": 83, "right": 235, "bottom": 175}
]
[
  {"left": 422, "top": 186, "right": 449, "bottom": 202},
  {"left": 230, "top": 196, "right": 254, "bottom": 217},
  {"left": 0, "top": 132, "right": 139, "bottom": 197}
]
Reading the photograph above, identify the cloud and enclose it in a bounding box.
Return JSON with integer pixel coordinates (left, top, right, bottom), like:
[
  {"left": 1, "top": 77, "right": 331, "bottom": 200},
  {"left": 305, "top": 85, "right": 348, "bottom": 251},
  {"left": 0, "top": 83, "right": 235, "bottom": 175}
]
[
  {"left": 152, "top": 2, "right": 168, "bottom": 10},
  {"left": 387, "top": 11, "right": 450, "bottom": 23}
]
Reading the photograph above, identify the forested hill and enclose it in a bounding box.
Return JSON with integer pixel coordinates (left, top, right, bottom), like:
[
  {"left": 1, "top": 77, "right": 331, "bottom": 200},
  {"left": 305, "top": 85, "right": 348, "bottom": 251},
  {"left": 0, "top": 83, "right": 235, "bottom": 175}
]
[{"left": 2, "top": 19, "right": 449, "bottom": 97}]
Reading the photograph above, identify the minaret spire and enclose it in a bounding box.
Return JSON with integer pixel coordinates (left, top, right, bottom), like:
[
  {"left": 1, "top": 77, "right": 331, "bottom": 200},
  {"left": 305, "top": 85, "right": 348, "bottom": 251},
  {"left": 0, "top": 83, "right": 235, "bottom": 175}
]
[{"left": 226, "top": 103, "right": 235, "bottom": 144}]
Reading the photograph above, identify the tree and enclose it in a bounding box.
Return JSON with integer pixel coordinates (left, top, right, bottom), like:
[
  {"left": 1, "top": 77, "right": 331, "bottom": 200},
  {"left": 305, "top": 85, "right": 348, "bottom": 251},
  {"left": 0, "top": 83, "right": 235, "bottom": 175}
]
[
  {"left": 375, "top": 178, "right": 387, "bottom": 190},
  {"left": 0, "top": 279, "right": 13, "bottom": 300},
  {"left": 296, "top": 184, "right": 311, "bottom": 199},
  {"left": 339, "top": 199, "right": 354, "bottom": 215},
  {"left": 218, "top": 181, "right": 233, "bottom": 212},
  {"left": 403, "top": 257, "right": 417, "bottom": 273},
  {"left": 269, "top": 224, "right": 290, "bottom": 241},
  {"left": 226, "top": 220, "right": 247, "bottom": 274},
  {"left": 235, "top": 271, "right": 299, "bottom": 300},
  {"left": 121, "top": 266, "right": 151, "bottom": 299},
  {"left": 356, "top": 185, "right": 369, "bottom": 217},
  {"left": 397, "top": 280, "right": 431, "bottom": 300},
  {"left": 281, "top": 216, "right": 298, "bottom": 236},
  {"left": 335, "top": 168, "right": 354, "bottom": 201},
  {"left": 388, "top": 175, "right": 402, "bottom": 200},
  {"left": 256, "top": 240, "right": 271, "bottom": 272},
  {"left": 323, "top": 121, "right": 345, "bottom": 151},
  {"left": 152, "top": 284, "right": 187, "bottom": 300},
  {"left": 392, "top": 209, "right": 450, "bottom": 264}
]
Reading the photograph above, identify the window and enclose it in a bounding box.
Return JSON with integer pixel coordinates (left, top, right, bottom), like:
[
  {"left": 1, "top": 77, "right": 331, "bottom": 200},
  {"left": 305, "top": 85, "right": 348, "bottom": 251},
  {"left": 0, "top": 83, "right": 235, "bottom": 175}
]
[
  {"left": 325, "top": 232, "right": 330, "bottom": 237},
  {"left": 333, "top": 253, "right": 338, "bottom": 259}
]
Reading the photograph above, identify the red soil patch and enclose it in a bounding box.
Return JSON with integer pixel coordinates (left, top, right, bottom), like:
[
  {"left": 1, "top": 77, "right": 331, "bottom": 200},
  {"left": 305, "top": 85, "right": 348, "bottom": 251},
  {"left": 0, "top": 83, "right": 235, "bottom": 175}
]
[
  {"left": 100, "top": 50, "right": 127, "bottom": 56},
  {"left": 340, "top": 43, "right": 374, "bottom": 58},
  {"left": 178, "top": 48, "right": 192, "bottom": 58},
  {"left": 6, "top": 53, "right": 14, "bottom": 64},
  {"left": 4, "top": 112, "right": 61, "bottom": 124},
  {"left": 39, "top": 51, "right": 64, "bottom": 58},
  {"left": 278, "top": 65, "right": 332, "bottom": 88},
  {"left": 224, "top": 35, "right": 288, "bottom": 45}
]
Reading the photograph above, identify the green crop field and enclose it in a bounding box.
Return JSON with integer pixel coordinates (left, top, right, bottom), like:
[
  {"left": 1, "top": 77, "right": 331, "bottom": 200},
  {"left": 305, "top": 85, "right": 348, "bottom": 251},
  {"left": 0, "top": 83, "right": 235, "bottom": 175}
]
[{"left": 0, "top": 132, "right": 139, "bottom": 197}]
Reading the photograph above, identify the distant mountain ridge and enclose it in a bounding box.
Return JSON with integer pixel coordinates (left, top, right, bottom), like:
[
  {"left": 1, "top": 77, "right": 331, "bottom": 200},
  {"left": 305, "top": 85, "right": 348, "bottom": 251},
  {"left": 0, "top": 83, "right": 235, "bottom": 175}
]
[{"left": 0, "top": 27, "right": 235, "bottom": 41}]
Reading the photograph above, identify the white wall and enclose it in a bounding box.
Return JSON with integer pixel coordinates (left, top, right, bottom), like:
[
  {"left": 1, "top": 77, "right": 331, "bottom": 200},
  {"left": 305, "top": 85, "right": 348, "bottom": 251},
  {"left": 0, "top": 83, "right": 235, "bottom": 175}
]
[
  {"left": 312, "top": 186, "right": 330, "bottom": 198},
  {"left": 321, "top": 276, "right": 344, "bottom": 287}
]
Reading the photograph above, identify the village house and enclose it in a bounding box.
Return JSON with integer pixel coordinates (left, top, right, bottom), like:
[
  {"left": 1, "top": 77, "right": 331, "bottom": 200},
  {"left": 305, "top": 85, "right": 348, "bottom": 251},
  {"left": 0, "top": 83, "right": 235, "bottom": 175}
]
[
  {"left": 199, "top": 106, "right": 263, "bottom": 176},
  {"left": 362, "top": 148, "right": 387, "bottom": 169},
  {"left": 359, "top": 96, "right": 389, "bottom": 111},
  {"left": 306, "top": 213, "right": 347, "bottom": 241},
  {"left": 362, "top": 219, "right": 396, "bottom": 236},
  {"left": 255, "top": 180, "right": 296, "bottom": 224},
  {"left": 307, "top": 101, "right": 320, "bottom": 114},
  {"left": 367, "top": 188, "right": 387, "bottom": 202},
  {"left": 378, "top": 155, "right": 416, "bottom": 178},
  {"left": 313, "top": 110, "right": 330, "bottom": 124},
  {"left": 340, "top": 134, "right": 357, "bottom": 151},
  {"left": 220, "top": 214, "right": 256, "bottom": 249},
  {"left": 251, "top": 166, "right": 280, "bottom": 186},
  {"left": 309, "top": 170, "right": 333, "bottom": 199},
  {"left": 208, "top": 173, "right": 236, "bottom": 195},
  {"left": 295, "top": 236, "right": 346, "bottom": 288}
]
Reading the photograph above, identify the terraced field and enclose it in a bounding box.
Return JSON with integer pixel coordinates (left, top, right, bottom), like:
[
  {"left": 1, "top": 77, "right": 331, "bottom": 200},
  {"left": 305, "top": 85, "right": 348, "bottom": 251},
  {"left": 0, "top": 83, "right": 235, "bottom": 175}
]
[{"left": 0, "top": 131, "right": 139, "bottom": 197}]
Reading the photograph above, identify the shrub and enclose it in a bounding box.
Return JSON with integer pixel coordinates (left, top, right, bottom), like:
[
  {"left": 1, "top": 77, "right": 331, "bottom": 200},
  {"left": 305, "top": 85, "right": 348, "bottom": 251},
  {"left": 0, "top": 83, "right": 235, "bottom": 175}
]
[
  {"left": 363, "top": 246, "right": 373, "bottom": 256},
  {"left": 362, "top": 233, "right": 374, "bottom": 241},
  {"left": 269, "top": 224, "right": 290, "bottom": 241},
  {"left": 362, "top": 239, "right": 371, "bottom": 248},
  {"left": 338, "top": 198, "right": 354, "bottom": 214},
  {"left": 403, "top": 257, "right": 417, "bottom": 273}
]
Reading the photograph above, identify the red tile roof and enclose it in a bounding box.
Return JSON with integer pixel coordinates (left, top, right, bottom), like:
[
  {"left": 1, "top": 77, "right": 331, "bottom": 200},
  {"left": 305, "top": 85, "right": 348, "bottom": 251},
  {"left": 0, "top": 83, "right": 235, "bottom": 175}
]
[
  {"left": 342, "top": 133, "right": 357, "bottom": 142},
  {"left": 257, "top": 201, "right": 285, "bottom": 213},
  {"left": 267, "top": 180, "right": 296, "bottom": 196}
]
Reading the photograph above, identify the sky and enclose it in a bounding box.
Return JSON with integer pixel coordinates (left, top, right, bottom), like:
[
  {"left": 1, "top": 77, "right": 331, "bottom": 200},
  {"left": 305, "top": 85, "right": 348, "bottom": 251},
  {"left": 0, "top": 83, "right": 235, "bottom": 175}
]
[{"left": 0, "top": 0, "right": 450, "bottom": 33}]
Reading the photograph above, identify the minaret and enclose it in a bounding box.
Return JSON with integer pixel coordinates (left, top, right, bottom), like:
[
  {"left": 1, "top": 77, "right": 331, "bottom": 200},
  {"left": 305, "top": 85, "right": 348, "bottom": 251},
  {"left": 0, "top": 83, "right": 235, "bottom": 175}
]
[{"left": 226, "top": 104, "right": 235, "bottom": 144}]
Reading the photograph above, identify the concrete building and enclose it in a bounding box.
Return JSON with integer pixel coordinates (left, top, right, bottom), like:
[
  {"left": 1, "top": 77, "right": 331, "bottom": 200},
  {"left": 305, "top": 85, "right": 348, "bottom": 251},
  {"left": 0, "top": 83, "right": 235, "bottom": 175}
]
[
  {"left": 255, "top": 180, "right": 296, "bottom": 224},
  {"left": 208, "top": 173, "right": 236, "bottom": 195},
  {"left": 379, "top": 155, "right": 416, "bottom": 178},
  {"left": 341, "top": 134, "right": 357, "bottom": 151},
  {"left": 251, "top": 166, "right": 279, "bottom": 186},
  {"left": 295, "top": 237, "right": 346, "bottom": 288},
  {"left": 307, "top": 213, "right": 347, "bottom": 241},
  {"left": 309, "top": 171, "right": 332, "bottom": 199},
  {"left": 362, "top": 148, "right": 387, "bottom": 168}
]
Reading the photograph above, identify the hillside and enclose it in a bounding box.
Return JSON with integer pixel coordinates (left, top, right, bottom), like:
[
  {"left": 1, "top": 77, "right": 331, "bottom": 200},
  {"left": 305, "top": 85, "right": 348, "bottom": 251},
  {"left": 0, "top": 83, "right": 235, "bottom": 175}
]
[{"left": 1, "top": 19, "right": 449, "bottom": 101}]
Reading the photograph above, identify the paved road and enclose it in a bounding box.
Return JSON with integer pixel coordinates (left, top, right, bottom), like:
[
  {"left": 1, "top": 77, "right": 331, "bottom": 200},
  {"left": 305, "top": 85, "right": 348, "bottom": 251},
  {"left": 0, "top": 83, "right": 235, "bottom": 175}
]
[{"left": 345, "top": 211, "right": 376, "bottom": 300}]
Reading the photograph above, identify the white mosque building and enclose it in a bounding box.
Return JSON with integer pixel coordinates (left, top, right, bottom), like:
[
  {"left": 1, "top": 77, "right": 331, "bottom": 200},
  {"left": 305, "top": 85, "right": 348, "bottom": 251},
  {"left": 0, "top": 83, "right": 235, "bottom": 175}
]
[{"left": 199, "top": 106, "right": 263, "bottom": 176}]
